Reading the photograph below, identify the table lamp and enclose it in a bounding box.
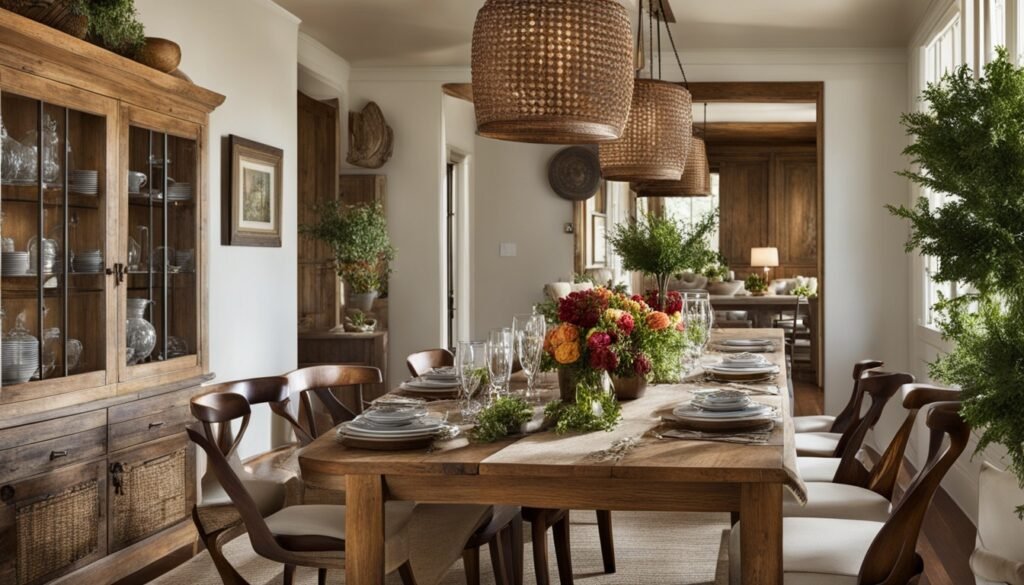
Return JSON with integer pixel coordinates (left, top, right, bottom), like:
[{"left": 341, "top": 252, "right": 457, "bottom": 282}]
[{"left": 750, "top": 247, "right": 779, "bottom": 278}]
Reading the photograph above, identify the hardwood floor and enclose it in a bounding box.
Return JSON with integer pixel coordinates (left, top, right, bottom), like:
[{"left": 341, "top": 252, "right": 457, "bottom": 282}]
[{"left": 793, "top": 380, "right": 977, "bottom": 585}]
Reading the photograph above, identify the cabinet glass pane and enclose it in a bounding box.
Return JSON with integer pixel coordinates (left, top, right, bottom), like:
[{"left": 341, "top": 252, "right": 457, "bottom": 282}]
[
  {"left": 1, "top": 92, "right": 107, "bottom": 385},
  {"left": 126, "top": 127, "right": 196, "bottom": 367}
]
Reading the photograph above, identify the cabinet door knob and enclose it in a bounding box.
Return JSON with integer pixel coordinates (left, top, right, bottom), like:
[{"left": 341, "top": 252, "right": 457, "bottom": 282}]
[
  {"left": 49, "top": 450, "right": 69, "bottom": 460},
  {"left": 148, "top": 421, "right": 164, "bottom": 429},
  {"left": 0, "top": 485, "right": 14, "bottom": 502}
]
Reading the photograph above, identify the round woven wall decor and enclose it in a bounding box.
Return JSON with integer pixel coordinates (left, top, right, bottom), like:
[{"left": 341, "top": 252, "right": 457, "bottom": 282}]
[
  {"left": 548, "top": 146, "right": 601, "bottom": 201},
  {"left": 471, "top": 0, "right": 634, "bottom": 144},
  {"left": 599, "top": 79, "right": 693, "bottom": 182},
  {"left": 632, "top": 134, "right": 711, "bottom": 197}
]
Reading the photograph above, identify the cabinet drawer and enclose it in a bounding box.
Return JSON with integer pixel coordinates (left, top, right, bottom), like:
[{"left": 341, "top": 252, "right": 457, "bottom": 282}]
[
  {"left": 108, "top": 405, "right": 190, "bottom": 452},
  {"left": 108, "top": 387, "right": 193, "bottom": 425},
  {"left": 0, "top": 410, "right": 106, "bottom": 451},
  {"left": 0, "top": 426, "right": 107, "bottom": 483}
]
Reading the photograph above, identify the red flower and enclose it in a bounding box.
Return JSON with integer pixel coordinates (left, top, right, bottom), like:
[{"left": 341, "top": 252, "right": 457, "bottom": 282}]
[
  {"left": 588, "top": 345, "right": 619, "bottom": 372},
  {"left": 644, "top": 290, "right": 683, "bottom": 313},
  {"left": 633, "top": 353, "right": 652, "bottom": 376},
  {"left": 587, "top": 332, "right": 612, "bottom": 351},
  {"left": 558, "top": 290, "right": 609, "bottom": 328},
  {"left": 617, "top": 313, "right": 635, "bottom": 335}
]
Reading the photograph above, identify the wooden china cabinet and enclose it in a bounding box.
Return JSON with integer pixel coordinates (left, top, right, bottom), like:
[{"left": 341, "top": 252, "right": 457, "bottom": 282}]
[{"left": 0, "top": 10, "right": 223, "bottom": 585}]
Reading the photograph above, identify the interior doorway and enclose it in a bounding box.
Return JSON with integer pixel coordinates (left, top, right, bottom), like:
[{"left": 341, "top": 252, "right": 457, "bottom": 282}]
[{"left": 445, "top": 150, "right": 471, "bottom": 350}]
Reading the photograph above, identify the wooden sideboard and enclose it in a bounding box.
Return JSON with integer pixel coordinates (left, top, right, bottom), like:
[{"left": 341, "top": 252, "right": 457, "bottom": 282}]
[{"left": 0, "top": 9, "right": 223, "bottom": 584}]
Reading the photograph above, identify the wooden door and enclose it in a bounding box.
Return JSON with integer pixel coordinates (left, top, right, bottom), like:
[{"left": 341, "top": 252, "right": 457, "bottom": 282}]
[
  {"left": 0, "top": 460, "right": 108, "bottom": 585},
  {"left": 106, "top": 433, "right": 194, "bottom": 552},
  {"left": 297, "top": 93, "right": 340, "bottom": 332},
  {"left": 117, "top": 105, "right": 205, "bottom": 384},
  {"left": 718, "top": 157, "right": 770, "bottom": 272},
  {"left": 773, "top": 154, "right": 817, "bottom": 277}
]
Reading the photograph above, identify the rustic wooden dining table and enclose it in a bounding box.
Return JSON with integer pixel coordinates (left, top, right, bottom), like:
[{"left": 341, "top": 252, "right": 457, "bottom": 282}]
[{"left": 298, "top": 328, "right": 802, "bottom": 585}]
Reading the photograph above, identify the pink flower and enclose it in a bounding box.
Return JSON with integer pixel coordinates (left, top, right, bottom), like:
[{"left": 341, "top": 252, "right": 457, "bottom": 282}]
[
  {"left": 617, "top": 313, "right": 635, "bottom": 335},
  {"left": 587, "top": 331, "right": 612, "bottom": 351},
  {"left": 633, "top": 354, "right": 652, "bottom": 376}
]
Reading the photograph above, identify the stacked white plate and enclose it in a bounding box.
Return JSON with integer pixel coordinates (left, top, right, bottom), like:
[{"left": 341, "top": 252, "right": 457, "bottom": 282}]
[
  {"left": 712, "top": 338, "right": 775, "bottom": 353},
  {"left": 70, "top": 170, "right": 99, "bottom": 195},
  {"left": 2, "top": 341, "right": 39, "bottom": 384},
  {"left": 670, "top": 389, "right": 776, "bottom": 431},
  {"left": 167, "top": 182, "right": 193, "bottom": 201},
  {"left": 704, "top": 357, "right": 780, "bottom": 381},
  {"left": 400, "top": 376, "right": 461, "bottom": 394},
  {"left": 690, "top": 388, "right": 752, "bottom": 411},
  {"left": 72, "top": 250, "right": 103, "bottom": 273},
  {"left": 2, "top": 251, "right": 29, "bottom": 275},
  {"left": 422, "top": 366, "right": 458, "bottom": 383},
  {"left": 337, "top": 411, "right": 447, "bottom": 450}
]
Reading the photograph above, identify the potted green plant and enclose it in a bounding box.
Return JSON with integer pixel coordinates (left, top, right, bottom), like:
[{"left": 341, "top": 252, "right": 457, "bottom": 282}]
[
  {"left": 73, "top": 0, "right": 146, "bottom": 58},
  {"left": 609, "top": 210, "right": 718, "bottom": 310},
  {"left": 744, "top": 273, "right": 768, "bottom": 296},
  {"left": 301, "top": 201, "right": 395, "bottom": 313},
  {"left": 887, "top": 48, "right": 1024, "bottom": 518}
]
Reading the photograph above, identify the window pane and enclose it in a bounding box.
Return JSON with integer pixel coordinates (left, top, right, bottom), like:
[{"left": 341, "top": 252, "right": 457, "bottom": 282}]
[{"left": 990, "top": 0, "right": 1006, "bottom": 59}]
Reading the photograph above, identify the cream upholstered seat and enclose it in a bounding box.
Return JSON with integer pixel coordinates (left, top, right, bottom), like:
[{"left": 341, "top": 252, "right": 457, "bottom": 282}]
[
  {"left": 795, "top": 431, "right": 842, "bottom": 456},
  {"left": 972, "top": 463, "right": 1024, "bottom": 585},
  {"left": 796, "top": 456, "right": 841, "bottom": 482},
  {"left": 794, "top": 360, "right": 884, "bottom": 435},
  {"left": 783, "top": 482, "right": 891, "bottom": 522},
  {"left": 793, "top": 415, "right": 834, "bottom": 433},
  {"left": 730, "top": 517, "right": 882, "bottom": 585}
]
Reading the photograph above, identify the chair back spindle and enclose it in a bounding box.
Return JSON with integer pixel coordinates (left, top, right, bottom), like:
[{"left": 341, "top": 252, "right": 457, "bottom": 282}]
[
  {"left": 831, "top": 371, "right": 914, "bottom": 458},
  {"left": 282, "top": 365, "right": 383, "bottom": 445},
  {"left": 830, "top": 359, "right": 885, "bottom": 433}
]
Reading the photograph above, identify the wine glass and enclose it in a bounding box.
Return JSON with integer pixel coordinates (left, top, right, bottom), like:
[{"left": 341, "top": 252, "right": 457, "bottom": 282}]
[
  {"left": 487, "top": 328, "right": 514, "bottom": 401},
  {"left": 684, "top": 291, "right": 713, "bottom": 358},
  {"left": 514, "top": 314, "right": 546, "bottom": 403},
  {"left": 457, "top": 341, "right": 486, "bottom": 420}
]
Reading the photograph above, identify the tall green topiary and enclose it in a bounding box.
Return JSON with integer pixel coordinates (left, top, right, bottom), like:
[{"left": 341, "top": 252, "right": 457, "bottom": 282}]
[{"left": 887, "top": 47, "right": 1024, "bottom": 518}]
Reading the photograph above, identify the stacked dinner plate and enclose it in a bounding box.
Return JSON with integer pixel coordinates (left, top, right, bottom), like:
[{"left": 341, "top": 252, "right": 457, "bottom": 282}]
[
  {"left": 70, "top": 170, "right": 99, "bottom": 195},
  {"left": 2, "top": 251, "right": 29, "bottom": 275},
  {"left": 704, "top": 353, "right": 780, "bottom": 382},
  {"left": 337, "top": 404, "right": 449, "bottom": 450},
  {"left": 72, "top": 249, "right": 103, "bottom": 273},
  {"left": 711, "top": 338, "right": 775, "bottom": 353},
  {"left": 671, "top": 389, "right": 776, "bottom": 432},
  {"left": 400, "top": 373, "right": 461, "bottom": 395},
  {"left": 421, "top": 366, "right": 458, "bottom": 383},
  {"left": 2, "top": 340, "right": 39, "bottom": 385},
  {"left": 167, "top": 182, "right": 193, "bottom": 201}
]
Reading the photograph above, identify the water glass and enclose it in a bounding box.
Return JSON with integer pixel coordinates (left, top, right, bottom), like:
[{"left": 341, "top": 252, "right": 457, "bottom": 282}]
[
  {"left": 513, "top": 313, "right": 546, "bottom": 403},
  {"left": 684, "top": 291, "right": 714, "bottom": 356},
  {"left": 487, "top": 328, "right": 514, "bottom": 401},
  {"left": 457, "top": 341, "right": 486, "bottom": 420}
]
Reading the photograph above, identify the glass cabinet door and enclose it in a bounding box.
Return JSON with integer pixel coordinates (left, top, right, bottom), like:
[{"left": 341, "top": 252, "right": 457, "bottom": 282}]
[
  {"left": 0, "top": 90, "right": 111, "bottom": 390},
  {"left": 124, "top": 122, "right": 198, "bottom": 374}
]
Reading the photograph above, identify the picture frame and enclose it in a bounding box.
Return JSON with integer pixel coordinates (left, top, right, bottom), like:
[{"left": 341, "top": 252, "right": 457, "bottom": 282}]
[{"left": 224, "top": 135, "right": 283, "bottom": 247}]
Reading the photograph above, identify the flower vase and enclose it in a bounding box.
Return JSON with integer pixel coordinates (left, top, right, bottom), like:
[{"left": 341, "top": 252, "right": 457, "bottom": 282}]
[
  {"left": 557, "top": 367, "right": 578, "bottom": 402},
  {"left": 611, "top": 375, "right": 648, "bottom": 401}
]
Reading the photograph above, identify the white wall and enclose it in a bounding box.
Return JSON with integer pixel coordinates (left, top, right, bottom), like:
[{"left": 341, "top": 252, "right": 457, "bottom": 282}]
[{"left": 137, "top": 0, "right": 300, "bottom": 459}]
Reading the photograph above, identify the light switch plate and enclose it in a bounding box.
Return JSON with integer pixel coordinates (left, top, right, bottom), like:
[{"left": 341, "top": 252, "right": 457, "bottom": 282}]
[{"left": 499, "top": 242, "right": 517, "bottom": 257}]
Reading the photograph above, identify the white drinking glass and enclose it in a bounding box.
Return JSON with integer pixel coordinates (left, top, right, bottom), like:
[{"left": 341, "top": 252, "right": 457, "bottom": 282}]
[
  {"left": 514, "top": 314, "right": 546, "bottom": 403},
  {"left": 487, "top": 328, "right": 514, "bottom": 402},
  {"left": 457, "top": 341, "right": 486, "bottom": 420}
]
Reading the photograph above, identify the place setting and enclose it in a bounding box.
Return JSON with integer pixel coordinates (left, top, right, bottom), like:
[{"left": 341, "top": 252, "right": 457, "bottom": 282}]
[
  {"left": 701, "top": 351, "right": 781, "bottom": 384},
  {"left": 658, "top": 388, "right": 779, "bottom": 444},
  {"left": 335, "top": 396, "right": 458, "bottom": 451},
  {"left": 398, "top": 366, "right": 462, "bottom": 397},
  {"left": 710, "top": 337, "right": 776, "bottom": 353}
]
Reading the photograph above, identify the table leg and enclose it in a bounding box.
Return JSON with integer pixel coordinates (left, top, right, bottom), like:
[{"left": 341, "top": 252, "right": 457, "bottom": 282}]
[
  {"left": 740, "top": 482, "right": 783, "bottom": 584},
  {"left": 346, "top": 474, "right": 386, "bottom": 585}
]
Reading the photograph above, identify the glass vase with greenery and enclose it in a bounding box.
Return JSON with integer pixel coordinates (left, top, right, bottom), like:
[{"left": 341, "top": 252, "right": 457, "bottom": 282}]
[
  {"left": 887, "top": 48, "right": 1024, "bottom": 517},
  {"left": 609, "top": 210, "right": 718, "bottom": 310},
  {"left": 301, "top": 201, "right": 396, "bottom": 302}
]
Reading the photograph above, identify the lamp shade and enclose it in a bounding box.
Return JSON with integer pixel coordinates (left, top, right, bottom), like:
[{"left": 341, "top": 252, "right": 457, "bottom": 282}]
[
  {"left": 471, "top": 0, "right": 635, "bottom": 144},
  {"left": 631, "top": 134, "right": 711, "bottom": 197},
  {"left": 599, "top": 79, "right": 693, "bottom": 182},
  {"left": 750, "top": 247, "right": 779, "bottom": 267}
]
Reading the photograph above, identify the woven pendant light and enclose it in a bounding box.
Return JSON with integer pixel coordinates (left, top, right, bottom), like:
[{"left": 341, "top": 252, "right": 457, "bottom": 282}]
[
  {"left": 632, "top": 133, "right": 712, "bottom": 197},
  {"left": 471, "top": 0, "right": 634, "bottom": 144},
  {"left": 598, "top": 0, "right": 693, "bottom": 182}
]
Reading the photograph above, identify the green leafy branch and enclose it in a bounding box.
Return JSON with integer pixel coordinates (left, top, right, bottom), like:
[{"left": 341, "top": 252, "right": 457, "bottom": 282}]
[
  {"left": 544, "top": 386, "right": 622, "bottom": 434},
  {"left": 471, "top": 396, "right": 533, "bottom": 443}
]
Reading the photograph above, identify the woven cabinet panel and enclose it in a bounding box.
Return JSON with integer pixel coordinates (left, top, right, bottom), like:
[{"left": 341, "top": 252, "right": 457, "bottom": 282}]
[
  {"left": 112, "top": 449, "right": 187, "bottom": 550},
  {"left": 15, "top": 481, "right": 99, "bottom": 585}
]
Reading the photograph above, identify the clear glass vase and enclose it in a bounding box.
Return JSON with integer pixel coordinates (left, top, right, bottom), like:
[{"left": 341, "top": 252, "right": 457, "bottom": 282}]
[{"left": 126, "top": 298, "right": 156, "bottom": 364}]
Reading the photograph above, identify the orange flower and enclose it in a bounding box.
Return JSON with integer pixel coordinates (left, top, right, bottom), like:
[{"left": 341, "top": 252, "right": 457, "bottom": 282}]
[
  {"left": 544, "top": 328, "right": 559, "bottom": 353},
  {"left": 554, "top": 342, "right": 580, "bottom": 364},
  {"left": 560, "top": 323, "right": 580, "bottom": 343},
  {"left": 646, "top": 311, "right": 671, "bottom": 331}
]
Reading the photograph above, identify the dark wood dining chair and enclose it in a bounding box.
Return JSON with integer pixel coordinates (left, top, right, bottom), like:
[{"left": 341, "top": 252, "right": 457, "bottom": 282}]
[
  {"left": 794, "top": 359, "right": 885, "bottom": 434},
  {"left": 795, "top": 370, "right": 914, "bottom": 457},
  {"left": 731, "top": 401, "right": 972, "bottom": 584},
  {"left": 189, "top": 389, "right": 419, "bottom": 585},
  {"left": 787, "top": 384, "right": 962, "bottom": 522},
  {"left": 189, "top": 376, "right": 297, "bottom": 585},
  {"left": 406, "top": 348, "right": 454, "bottom": 377},
  {"left": 521, "top": 508, "right": 616, "bottom": 585}
]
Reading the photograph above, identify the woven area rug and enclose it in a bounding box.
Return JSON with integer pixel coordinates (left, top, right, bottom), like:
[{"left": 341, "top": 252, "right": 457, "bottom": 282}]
[{"left": 153, "top": 511, "right": 730, "bottom": 585}]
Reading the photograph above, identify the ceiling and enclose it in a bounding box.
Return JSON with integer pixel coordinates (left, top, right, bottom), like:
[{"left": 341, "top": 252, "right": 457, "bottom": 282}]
[{"left": 274, "top": 0, "right": 934, "bottom": 68}]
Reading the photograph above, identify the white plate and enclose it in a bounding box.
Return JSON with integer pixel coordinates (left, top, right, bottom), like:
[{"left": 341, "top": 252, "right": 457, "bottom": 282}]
[
  {"left": 672, "top": 403, "right": 774, "bottom": 420},
  {"left": 404, "top": 377, "right": 460, "bottom": 389},
  {"left": 341, "top": 416, "right": 445, "bottom": 437},
  {"left": 362, "top": 409, "right": 428, "bottom": 426},
  {"left": 705, "top": 364, "right": 779, "bottom": 375},
  {"left": 691, "top": 399, "right": 753, "bottom": 412},
  {"left": 720, "top": 339, "right": 775, "bottom": 346}
]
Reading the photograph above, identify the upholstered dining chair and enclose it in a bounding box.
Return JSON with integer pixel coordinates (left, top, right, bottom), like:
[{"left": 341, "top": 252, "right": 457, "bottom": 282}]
[
  {"left": 793, "top": 359, "right": 884, "bottom": 434},
  {"left": 731, "top": 401, "right": 971, "bottom": 585},
  {"left": 795, "top": 370, "right": 914, "bottom": 458},
  {"left": 972, "top": 463, "right": 1024, "bottom": 585},
  {"left": 189, "top": 390, "right": 419, "bottom": 585},
  {"left": 787, "top": 384, "right": 961, "bottom": 522},
  {"left": 406, "top": 347, "right": 454, "bottom": 377},
  {"left": 189, "top": 376, "right": 298, "bottom": 585}
]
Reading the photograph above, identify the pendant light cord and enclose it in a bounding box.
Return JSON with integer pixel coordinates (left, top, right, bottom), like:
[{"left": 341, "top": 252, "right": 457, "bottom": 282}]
[
  {"left": 648, "top": 0, "right": 654, "bottom": 80},
  {"left": 656, "top": 0, "right": 689, "bottom": 88}
]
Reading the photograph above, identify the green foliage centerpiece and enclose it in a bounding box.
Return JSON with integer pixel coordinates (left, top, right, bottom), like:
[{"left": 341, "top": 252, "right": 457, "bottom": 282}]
[{"left": 887, "top": 47, "right": 1024, "bottom": 517}]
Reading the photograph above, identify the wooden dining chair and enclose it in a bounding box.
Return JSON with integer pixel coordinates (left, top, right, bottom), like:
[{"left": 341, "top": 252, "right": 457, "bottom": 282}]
[
  {"left": 731, "top": 401, "right": 972, "bottom": 585},
  {"left": 406, "top": 348, "right": 454, "bottom": 377},
  {"left": 189, "top": 376, "right": 298, "bottom": 585},
  {"left": 787, "top": 384, "right": 961, "bottom": 522},
  {"left": 794, "top": 359, "right": 884, "bottom": 434},
  {"left": 795, "top": 370, "right": 914, "bottom": 458},
  {"left": 520, "top": 508, "right": 616, "bottom": 585},
  {"left": 189, "top": 390, "right": 419, "bottom": 585}
]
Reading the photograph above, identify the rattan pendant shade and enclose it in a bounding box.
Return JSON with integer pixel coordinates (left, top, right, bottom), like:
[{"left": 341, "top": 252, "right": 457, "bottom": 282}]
[
  {"left": 632, "top": 134, "right": 711, "bottom": 197},
  {"left": 470, "top": 0, "right": 635, "bottom": 144},
  {"left": 599, "top": 79, "right": 692, "bottom": 182}
]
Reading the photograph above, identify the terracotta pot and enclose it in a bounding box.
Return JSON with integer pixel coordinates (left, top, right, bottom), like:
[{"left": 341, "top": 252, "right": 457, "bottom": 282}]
[
  {"left": 611, "top": 375, "right": 648, "bottom": 400},
  {"left": 137, "top": 37, "right": 181, "bottom": 73},
  {"left": 557, "top": 368, "right": 578, "bottom": 402}
]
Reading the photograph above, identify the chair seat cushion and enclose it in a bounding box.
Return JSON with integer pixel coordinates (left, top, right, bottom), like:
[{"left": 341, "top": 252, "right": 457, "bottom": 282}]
[
  {"left": 201, "top": 474, "right": 287, "bottom": 517},
  {"left": 796, "top": 457, "right": 840, "bottom": 482},
  {"left": 784, "top": 482, "right": 891, "bottom": 522},
  {"left": 729, "top": 517, "right": 884, "bottom": 585},
  {"left": 794, "top": 415, "right": 834, "bottom": 434},
  {"left": 265, "top": 501, "right": 416, "bottom": 541},
  {"left": 971, "top": 546, "right": 1024, "bottom": 585},
  {"left": 795, "top": 432, "right": 842, "bottom": 457}
]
